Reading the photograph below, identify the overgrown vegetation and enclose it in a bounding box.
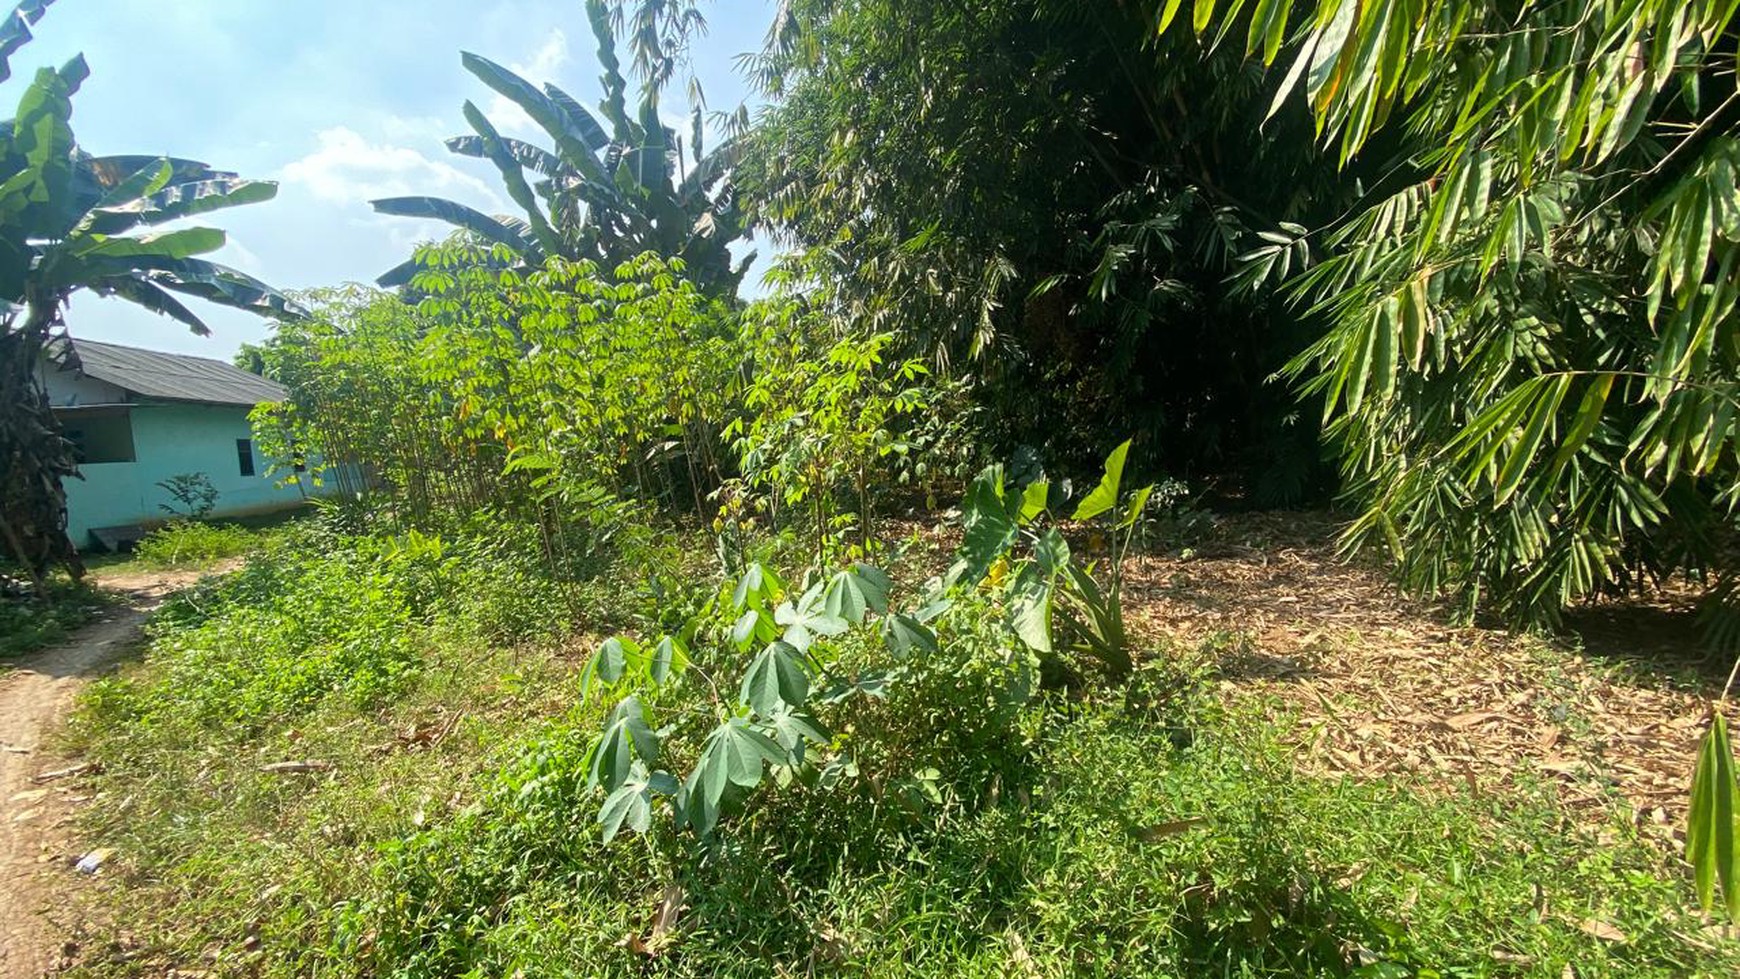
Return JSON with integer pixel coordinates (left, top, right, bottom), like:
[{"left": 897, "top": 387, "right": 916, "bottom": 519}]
[
  {"left": 0, "top": 566, "right": 108, "bottom": 657},
  {"left": 64, "top": 510, "right": 1737, "bottom": 976},
  {"left": 129, "top": 520, "right": 259, "bottom": 570},
  {"left": 11, "top": 0, "right": 1740, "bottom": 972}
]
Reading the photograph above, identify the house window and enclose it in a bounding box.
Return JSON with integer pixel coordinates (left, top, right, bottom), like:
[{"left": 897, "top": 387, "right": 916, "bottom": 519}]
[
  {"left": 60, "top": 409, "right": 135, "bottom": 464},
  {"left": 236, "top": 438, "right": 256, "bottom": 476}
]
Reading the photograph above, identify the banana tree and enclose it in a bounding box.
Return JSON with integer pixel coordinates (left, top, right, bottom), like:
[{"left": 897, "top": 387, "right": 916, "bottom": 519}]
[
  {"left": 372, "top": 0, "right": 750, "bottom": 298},
  {"left": 0, "top": 0, "right": 299, "bottom": 587}
]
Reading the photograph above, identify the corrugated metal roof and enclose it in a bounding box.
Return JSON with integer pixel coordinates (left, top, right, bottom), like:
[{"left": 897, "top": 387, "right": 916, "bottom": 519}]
[{"left": 57, "top": 338, "right": 286, "bottom": 406}]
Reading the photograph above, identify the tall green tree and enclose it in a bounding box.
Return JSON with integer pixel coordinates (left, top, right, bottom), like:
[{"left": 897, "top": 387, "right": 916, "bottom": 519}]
[
  {"left": 372, "top": 0, "right": 750, "bottom": 297},
  {"left": 0, "top": 0, "right": 297, "bottom": 586},
  {"left": 741, "top": 0, "right": 1367, "bottom": 488},
  {"left": 1172, "top": 0, "right": 1740, "bottom": 627}
]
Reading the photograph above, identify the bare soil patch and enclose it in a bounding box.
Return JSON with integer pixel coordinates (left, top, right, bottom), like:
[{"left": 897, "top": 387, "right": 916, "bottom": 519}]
[{"left": 0, "top": 564, "right": 226, "bottom": 977}]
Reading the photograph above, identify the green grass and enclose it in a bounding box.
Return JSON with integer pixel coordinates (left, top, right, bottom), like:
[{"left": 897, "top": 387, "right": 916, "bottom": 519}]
[
  {"left": 57, "top": 524, "right": 1739, "bottom": 978},
  {"left": 129, "top": 520, "right": 262, "bottom": 569},
  {"left": 0, "top": 568, "right": 114, "bottom": 657}
]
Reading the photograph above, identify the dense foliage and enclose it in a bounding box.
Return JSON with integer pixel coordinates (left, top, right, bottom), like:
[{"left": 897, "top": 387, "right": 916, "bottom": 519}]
[
  {"left": 253, "top": 251, "right": 739, "bottom": 521},
  {"left": 1168, "top": 0, "right": 1740, "bottom": 630},
  {"left": 23, "top": 0, "right": 1740, "bottom": 972},
  {"left": 740, "top": 0, "right": 1376, "bottom": 490}
]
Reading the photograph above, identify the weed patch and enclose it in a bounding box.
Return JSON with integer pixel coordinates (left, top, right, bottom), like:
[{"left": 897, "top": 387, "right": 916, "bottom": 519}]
[
  {"left": 63, "top": 595, "right": 1737, "bottom": 977},
  {"left": 0, "top": 569, "right": 112, "bottom": 657},
  {"left": 130, "top": 521, "right": 260, "bottom": 569}
]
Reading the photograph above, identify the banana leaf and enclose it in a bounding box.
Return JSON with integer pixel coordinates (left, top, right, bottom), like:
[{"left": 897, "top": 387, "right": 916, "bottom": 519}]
[
  {"left": 445, "top": 135, "right": 571, "bottom": 180},
  {"left": 460, "top": 52, "right": 608, "bottom": 185},
  {"left": 86, "top": 175, "right": 276, "bottom": 235},
  {"left": 103, "top": 273, "right": 211, "bottom": 335},
  {"left": 460, "top": 100, "right": 561, "bottom": 257},
  {"left": 370, "top": 195, "right": 546, "bottom": 264},
  {"left": 543, "top": 82, "right": 611, "bottom": 151},
  {"left": 0, "top": 0, "right": 53, "bottom": 85}
]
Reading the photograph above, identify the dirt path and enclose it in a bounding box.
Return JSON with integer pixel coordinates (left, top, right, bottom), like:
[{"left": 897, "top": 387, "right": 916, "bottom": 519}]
[{"left": 0, "top": 566, "right": 219, "bottom": 978}]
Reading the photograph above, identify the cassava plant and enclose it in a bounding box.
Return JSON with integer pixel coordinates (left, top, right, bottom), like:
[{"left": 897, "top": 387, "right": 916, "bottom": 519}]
[
  {"left": 579, "top": 559, "right": 947, "bottom": 840},
  {"left": 730, "top": 303, "right": 931, "bottom": 564}
]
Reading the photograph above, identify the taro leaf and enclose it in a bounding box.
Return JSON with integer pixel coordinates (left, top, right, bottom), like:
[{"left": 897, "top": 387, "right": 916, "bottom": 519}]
[
  {"left": 740, "top": 640, "right": 809, "bottom": 716},
  {"left": 775, "top": 580, "right": 848, "bottom": 651},
  {"left": 1120, "top": 483, "right": 1156, "bottom": 529},
  {"left": 650, "top": 635, "right": 688, "bottom": 685},
  {"left": 882, "top": 612, "right": 938, "bottom": 658},
  {"left": 1072, "top": 438, "right": 1132, "bottom": 522},
  {"left": 824, "top": 563, "right": 890, "bottom": 624},
  {"left": 1008, "top": 564, "right": 1055, "bottom": 653},
  {"left": 763, "top": 705, "right": 831, "bottom": 764},
  {"left": 589, "top": 696, "right": 659, "bottom": 791},
  {"left": 1034, "top": 526, "right": 1070, "bottom": 573},
  {"left": 1689, "top": 712, "right": 1740, "bottom": 923},
  {"left": 953, "top": 466, "right": 1021, "bottom": 585},
  {"left": 1018, "top": 478, "right": 1051, "bottom": 522}
]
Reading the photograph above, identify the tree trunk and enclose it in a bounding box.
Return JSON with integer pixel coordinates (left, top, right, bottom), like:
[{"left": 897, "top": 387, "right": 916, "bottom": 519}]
[{"left": 0, "top": 302, "right": 85, "bottom": 587}]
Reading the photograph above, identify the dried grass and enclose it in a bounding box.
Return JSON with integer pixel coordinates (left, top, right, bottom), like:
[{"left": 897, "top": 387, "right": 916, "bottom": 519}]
[{"left": 1117, "top": 511, "right": 1733, "bottom": 850}]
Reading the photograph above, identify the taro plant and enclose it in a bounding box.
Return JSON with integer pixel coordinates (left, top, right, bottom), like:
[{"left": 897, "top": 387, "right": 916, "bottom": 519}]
[
  {"left": 579, "top": 559, "right": 945, "bottom": 840},
  {"left": 947, "top": 439, "right": 1154, "bottom": 681}
]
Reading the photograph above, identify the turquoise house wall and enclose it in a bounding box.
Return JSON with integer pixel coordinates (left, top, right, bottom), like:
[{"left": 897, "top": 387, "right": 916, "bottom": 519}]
[{"left": 62, "top": 401, "right": 314, "bottom": 547}]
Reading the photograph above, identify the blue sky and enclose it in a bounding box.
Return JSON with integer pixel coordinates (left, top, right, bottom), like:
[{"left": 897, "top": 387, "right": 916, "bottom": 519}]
[{"left": 20, "top": 0, "right": 774, "bottom": 358}]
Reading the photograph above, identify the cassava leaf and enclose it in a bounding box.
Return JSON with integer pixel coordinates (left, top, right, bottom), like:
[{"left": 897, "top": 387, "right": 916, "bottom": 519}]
[{"left": 740, "top": 640, "right": 810, "bottom": 716}]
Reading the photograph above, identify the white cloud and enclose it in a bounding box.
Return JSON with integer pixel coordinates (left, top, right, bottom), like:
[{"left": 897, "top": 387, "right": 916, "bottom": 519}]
[
  {"left": 484, "top": 28, "right": 570, "bottom": 137},
  {"left": 379, "top": 114, "right": 452, "bottom": 143},
  {"left": 219, "top": 236, "right": 265, "bottom": 277},
  {"left": 279, "top": 126, "right": 502, "bottom": 210}
]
